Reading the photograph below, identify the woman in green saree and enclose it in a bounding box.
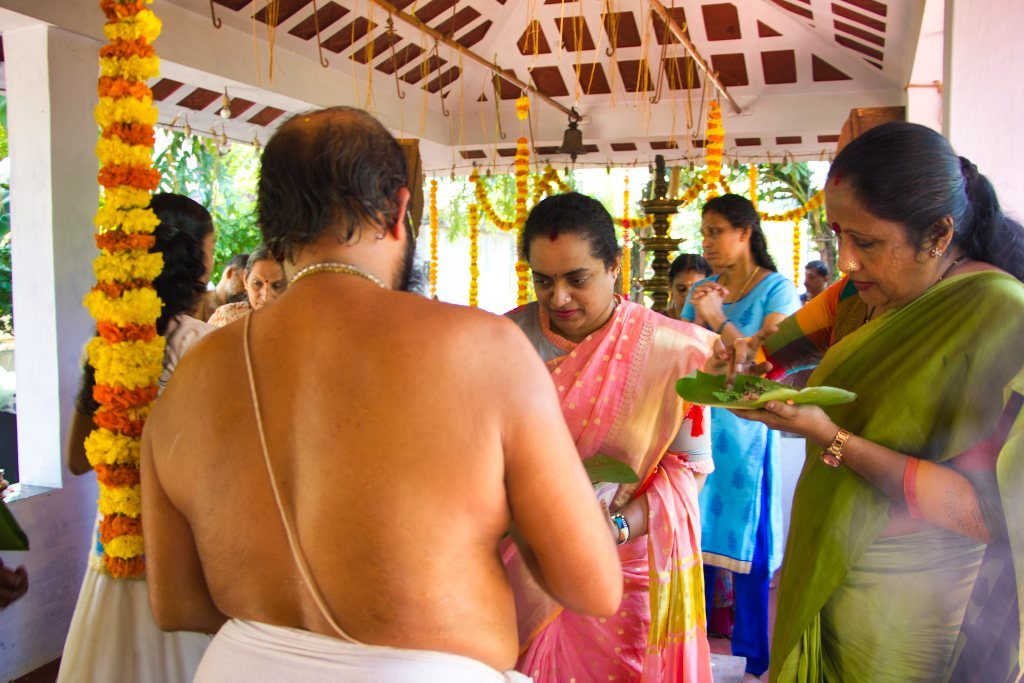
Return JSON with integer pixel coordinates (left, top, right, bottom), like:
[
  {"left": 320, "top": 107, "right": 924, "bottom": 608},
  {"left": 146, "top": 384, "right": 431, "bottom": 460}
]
[{"left": 730, "top": 122, "right": 1024, "bottom": 682}]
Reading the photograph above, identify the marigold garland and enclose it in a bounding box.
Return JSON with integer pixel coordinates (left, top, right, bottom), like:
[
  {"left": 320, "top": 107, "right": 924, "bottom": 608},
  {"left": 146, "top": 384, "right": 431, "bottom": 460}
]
[
  {"left": 759, "top": 190, "right": 824, "bottom": 223},
  {"left": 83, "top": 288, "right": 163, "bottom": 327},
  {"left": 515, "top": 260, "right": 531, "bottom": 306},
  {"left": 793, "top": 219, "right": 802, "bottom": 286},
  {"left": 468, "top": 203, "right": 480, "bottom": 307},
  {"left": 515, "top": 95, "right": 530, "bottom": 121},
  {"left": 95, "top": 231, "right": 156, "bottom": 252},
  {"left": 428, "top": 179, "right": 439, "bottom": 298},
  {"left": 95, "top": 205, "right": 162, "bottom": 234},
  {"left": 620, "top": 179, "right": 632, "bottom": 297},
  {"left": 86, "top": 0, "right": 164, "bottom": 579},
  {"left": 748, "top": 164, "right": 759, "bottom": 209},
  {"left": 85, "top": 428, "right": 141, "bottom": 467},
  {"left": 513, "top": 137, "right": 530, "bottom": 228},
  {"left": 705, "top": 101, "right": 725, "bottom": 185},
  {"left": 97, "top": 321, "right": 157, "bottom": 344}
]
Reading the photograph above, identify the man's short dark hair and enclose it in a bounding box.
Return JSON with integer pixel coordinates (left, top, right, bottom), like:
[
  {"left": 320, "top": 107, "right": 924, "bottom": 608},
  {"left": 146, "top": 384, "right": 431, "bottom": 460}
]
[
  {"left": 258, "top": 107, "right": 408, "bottom": 262},
  {"left": 227, "top": 252, "right": 249, "bottom": 271},
  {"left": 805, "top": 260, "right": 829, "bottom": 277}
]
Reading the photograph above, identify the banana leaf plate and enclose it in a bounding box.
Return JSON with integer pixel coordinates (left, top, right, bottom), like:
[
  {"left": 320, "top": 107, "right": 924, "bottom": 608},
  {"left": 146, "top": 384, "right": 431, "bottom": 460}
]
[{"left": 676, "top": 370, "right": 857, "bottom": 410}]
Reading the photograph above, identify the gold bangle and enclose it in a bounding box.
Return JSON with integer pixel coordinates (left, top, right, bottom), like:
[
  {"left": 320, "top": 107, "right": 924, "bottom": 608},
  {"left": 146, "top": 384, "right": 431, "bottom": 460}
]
[{"left": 821, "top": 428, "right": 852, "bottom": 468}]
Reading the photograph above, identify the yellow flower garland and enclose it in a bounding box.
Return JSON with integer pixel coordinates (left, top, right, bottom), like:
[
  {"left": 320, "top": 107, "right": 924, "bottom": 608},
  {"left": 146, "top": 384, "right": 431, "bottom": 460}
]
[
  {"left": 515, "top": 95, "right": 530, "bottom": 121},
  {"left": 87, "top": 0, "right": 164, "bottom": 579},
  {"left": 793, "top": 219, "right": 802, "bottom": 285},
  {"left": 95, "top": 95, "right": 159, "bottom": 128},
  {"left": 93, "top": 250, "right": 163, "bottom": 282},
  {"left": 83, "top": 287, "right": 163, "bottom": 326},
  {"left": 84, "top": 428, "right": 142, "bottom": 467},
  {"left": 468, "top": 203, "right": 480, "bottom": 307},
  {"left": 429, "top": 179, "right": 439, "bottom": 298},
  {"left": 705, "top": 101, "right": 725, "bottom": 185},
  {"left": 87, "top": 336, "right": 165, "bottom": 389},
  {"left": 102, "top": 8, "right": 161, "bottom": 42},
  {"left": 96, "top": 137, "right": 156, "bottom": 167},
  {"left": 760, "top": 190, "right": 823, "bottom": 223},
  {"left": 98, "top": 484, "right": 142, "bottom": 517},
  {"left": 95, "top": 204, "right": 162, "bottom": 234},
  {"left": 748, "top": 164, "right": 759, "bottom": 209},
  {"left": 515, "top": 260, "right": 531, "bottom": 306}
]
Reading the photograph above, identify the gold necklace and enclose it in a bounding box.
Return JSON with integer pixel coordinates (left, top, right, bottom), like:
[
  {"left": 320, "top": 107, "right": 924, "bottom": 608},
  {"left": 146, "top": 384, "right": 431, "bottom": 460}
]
[
  {"left": 725, "top": 266, "right": 760, "bottom": 303},
  {"left": 288, "top": 261, "right": 386, "bottom": 289}
]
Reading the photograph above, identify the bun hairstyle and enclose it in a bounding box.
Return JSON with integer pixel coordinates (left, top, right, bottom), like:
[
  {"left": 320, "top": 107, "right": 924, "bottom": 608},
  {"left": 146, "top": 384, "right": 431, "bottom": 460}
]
[
  {"left": 701, "top": 194, "right": 778, "bottom": 272},
  {"left": 828, "top": 122, "right": 1024, "bottom": 280}
]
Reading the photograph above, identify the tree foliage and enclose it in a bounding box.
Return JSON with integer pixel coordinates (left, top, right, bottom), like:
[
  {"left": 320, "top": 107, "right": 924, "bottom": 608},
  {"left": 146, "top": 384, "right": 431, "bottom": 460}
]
[{"left": 153, "top": 131, "right": 262, "bottom": 281}]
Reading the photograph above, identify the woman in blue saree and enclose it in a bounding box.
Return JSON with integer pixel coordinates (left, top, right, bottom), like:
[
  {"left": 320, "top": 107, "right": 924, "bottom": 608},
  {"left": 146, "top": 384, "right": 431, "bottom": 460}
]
[{"left": 681, "top": 194, "right": 800, "bottom": 681}]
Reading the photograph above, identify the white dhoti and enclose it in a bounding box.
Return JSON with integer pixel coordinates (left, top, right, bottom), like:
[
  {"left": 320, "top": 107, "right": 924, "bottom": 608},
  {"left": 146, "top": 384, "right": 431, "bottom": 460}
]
[{"left": 195, "top": 619, "right": 532, "bottom": 682}]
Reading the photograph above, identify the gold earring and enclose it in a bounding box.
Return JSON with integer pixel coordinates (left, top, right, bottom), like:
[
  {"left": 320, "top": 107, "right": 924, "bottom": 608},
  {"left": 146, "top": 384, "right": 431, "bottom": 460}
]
[{"left": 929, "top": 247, "right": 941, "bottom": 258}]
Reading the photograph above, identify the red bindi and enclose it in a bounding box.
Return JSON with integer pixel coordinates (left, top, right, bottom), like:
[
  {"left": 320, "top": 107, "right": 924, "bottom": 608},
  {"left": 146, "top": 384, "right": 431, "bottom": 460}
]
[
  {"left": 831, "top": 222, "right": 842, "bottom": 235},
  {"left": 832, "top": 173, "right": 843, "bottom": 186},
  {"left": 548, "top": 231, "right": 559, "bottom": 241}
]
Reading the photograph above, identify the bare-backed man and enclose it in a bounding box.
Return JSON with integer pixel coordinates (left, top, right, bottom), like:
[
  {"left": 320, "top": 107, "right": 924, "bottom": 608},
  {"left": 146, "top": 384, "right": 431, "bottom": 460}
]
[{"left": 141, "top": 107, "right": 622, "bottom": 682}]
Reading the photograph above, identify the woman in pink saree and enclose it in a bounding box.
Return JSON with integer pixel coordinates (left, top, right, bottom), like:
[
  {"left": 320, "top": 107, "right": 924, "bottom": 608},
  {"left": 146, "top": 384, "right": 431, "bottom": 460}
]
[{"left": 505, "top": 193, "right": 717, "bottom": 682}]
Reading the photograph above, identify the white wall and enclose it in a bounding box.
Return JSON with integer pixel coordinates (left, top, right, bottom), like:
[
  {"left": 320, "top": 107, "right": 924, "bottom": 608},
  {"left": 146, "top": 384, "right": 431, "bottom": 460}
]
[
  {"left": 0, "top": 24, "right": 101, "bottom": 678},
  {"left": 944, "top": 0, "right": 1024, "bottom": 218}
]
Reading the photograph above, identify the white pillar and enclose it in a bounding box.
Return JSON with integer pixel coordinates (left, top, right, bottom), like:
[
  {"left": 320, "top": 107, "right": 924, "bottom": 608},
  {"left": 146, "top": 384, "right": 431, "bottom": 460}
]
[
  {"left": 944, "top": 0, "right": 1024, "bottom": 218},
  {"left": 905, "top": 0, "right": 944, "bottom": 132},
  {"left": 0, "top": 23, "right": 101, "bottom": 677}
]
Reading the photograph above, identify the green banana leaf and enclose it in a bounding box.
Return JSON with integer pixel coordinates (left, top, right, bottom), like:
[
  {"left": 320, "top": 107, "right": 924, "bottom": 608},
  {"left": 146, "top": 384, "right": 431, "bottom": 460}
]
[
  {"left": 582, "top": 454, "right": 640, "bottom": 484},
  {"left": 675, "top": 370, "right": 857, "bottom": 410},
  {"left": 0, "top": 502, "right": 28, "bottom": 551}
]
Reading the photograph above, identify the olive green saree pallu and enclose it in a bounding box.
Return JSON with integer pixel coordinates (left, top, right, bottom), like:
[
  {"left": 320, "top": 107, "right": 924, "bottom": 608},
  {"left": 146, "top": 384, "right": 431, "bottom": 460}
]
[{"left": 770, "top": 272, "right": 1024, "bottom": 683}]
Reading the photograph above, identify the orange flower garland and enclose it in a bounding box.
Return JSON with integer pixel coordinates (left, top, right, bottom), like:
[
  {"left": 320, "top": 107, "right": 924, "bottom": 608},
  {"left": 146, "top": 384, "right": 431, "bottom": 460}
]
[
  {"left": 513, "top": 137, "right": 530, "bottom": 227},
  {"left": 748, "top": 164, "right": 759, "bottom": 209},
  {"left": 515, "top": 260, "right": 531, "bottom": 306},
  {"left": 83, "top": 0, "right": 164, "bottom": 579},
  {"left": 705, "top": 101, "right": 725, "bottom": 185},
  {"left": 792, "top": 219, "right": 802, "bottom": 285},
  {"left": 429, "top": 179, "right": 439, "bottom": 298},
  {"left": 760, "top": 190, "right": 823, "bottom": 223},
  {"left": 468, "top": 203, "right": 480, "bottom": 307}
]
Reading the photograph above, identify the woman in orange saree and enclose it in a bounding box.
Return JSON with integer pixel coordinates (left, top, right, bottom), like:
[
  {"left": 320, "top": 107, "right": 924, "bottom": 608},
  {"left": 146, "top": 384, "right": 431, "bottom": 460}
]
[{"left": 504, "top": 192, "right": 718, "bottom": 682}]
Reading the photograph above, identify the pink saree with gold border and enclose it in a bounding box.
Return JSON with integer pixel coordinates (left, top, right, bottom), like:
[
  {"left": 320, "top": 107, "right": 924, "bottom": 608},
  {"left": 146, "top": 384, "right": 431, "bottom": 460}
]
[{"left": 504, "top": 299, "right": 716, "bottom": 682}]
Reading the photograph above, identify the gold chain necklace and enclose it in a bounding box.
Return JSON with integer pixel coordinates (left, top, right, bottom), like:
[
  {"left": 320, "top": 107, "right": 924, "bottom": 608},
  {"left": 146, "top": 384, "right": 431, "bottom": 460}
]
[
  {"left": 288, "top": 261, "right": 386, "bottom": 289},
  {"left": 724, "top": 266, "right": 760, "bottom": 303}
]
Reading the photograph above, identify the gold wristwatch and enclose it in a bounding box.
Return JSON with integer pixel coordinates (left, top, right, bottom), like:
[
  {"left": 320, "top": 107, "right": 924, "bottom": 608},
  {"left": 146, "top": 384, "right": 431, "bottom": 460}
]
[{"left": 821, "top": 428, "right": 852, "bottom": 468}]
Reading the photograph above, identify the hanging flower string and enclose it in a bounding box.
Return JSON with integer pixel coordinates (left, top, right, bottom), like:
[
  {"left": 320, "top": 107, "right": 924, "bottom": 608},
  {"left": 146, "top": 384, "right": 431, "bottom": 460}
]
[
  {"left": 428, "top": 179, "right": 439, "bottom": 298},
  {"left": 82, "top": 0, "right": 164, "bottom": 580},
  {"left": 704, "top": 100, "right": 725, "bottom": 185},
  {"left": 515, "top": 95, "right": 530, "bottom": 121},
  {"left": 748, "top": 164, "right": 759, "bottom": 209},
  {"left": 620, "top": 177, "right": 632, "bottom": 297},
  {"left": 792, "top": 219, "right": 802, "bottom": 285},
  {"left": 468, "top": 203, "right": 480, "bottom": 307},
  {"left": 759, "top": 190, "right": 823, "bottom": 223}
]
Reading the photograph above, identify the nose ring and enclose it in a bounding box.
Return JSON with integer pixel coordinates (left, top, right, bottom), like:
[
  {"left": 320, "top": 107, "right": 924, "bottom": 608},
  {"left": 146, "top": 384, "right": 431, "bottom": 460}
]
[{"left": 845, "top": 260, "right": 858, "bottom": 272}]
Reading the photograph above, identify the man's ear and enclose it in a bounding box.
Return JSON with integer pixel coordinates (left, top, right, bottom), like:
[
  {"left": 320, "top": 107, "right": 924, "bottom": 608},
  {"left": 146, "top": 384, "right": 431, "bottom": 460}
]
[{"left": 390, "top": 187, "right": 412, "bottom": 240}]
